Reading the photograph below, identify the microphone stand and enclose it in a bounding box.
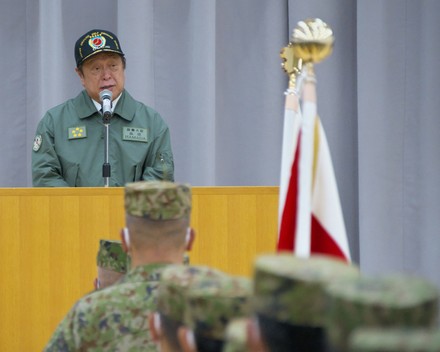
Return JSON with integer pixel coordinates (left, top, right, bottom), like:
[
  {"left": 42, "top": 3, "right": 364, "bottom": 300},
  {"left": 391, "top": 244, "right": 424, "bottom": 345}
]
[{"left": 102, "top": 111, "right": 112, "bottom": 187}]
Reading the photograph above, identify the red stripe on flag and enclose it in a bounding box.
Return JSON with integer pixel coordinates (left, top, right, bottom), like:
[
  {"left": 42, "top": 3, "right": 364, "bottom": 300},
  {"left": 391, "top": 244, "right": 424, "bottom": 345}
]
[
  {"left": 310, "top": 214, "right": 349, "bottom": 262},
  {"left": 277, "top": 133, "right": 301, "bottom": 251}
]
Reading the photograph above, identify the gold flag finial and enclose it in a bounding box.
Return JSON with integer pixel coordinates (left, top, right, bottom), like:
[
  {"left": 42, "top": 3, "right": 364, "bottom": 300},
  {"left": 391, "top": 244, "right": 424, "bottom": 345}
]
[
  {"left": 289, "top": 18, "right": 334, "bottom": 80},
  {"left": 291, "top": 18, "right": 334, "bottom": 64}
]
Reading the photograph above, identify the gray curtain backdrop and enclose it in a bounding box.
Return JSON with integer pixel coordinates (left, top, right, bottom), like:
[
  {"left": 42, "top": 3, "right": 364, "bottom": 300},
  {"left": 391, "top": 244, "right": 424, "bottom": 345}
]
[{"left": 1, "top": 0, "right": 440, "bottom": 287}]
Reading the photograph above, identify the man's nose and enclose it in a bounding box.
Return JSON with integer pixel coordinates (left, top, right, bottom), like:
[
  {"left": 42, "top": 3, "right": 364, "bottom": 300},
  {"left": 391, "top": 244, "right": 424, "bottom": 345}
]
[{"left": 102, "top": 67, "right": 112, "bottom": 79}]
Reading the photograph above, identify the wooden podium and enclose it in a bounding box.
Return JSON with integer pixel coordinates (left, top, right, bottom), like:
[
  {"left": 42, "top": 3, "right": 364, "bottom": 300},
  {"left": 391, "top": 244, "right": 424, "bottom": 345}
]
[{"left": 0, "top": 186, "right": 278, "bottom": 351}]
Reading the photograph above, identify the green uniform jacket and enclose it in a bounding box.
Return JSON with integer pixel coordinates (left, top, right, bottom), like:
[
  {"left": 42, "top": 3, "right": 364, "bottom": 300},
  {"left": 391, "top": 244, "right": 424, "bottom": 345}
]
[
  {"left": 44, "top": 263, "right": 168, "bottom": 351},
  {"left": 32, "top": 90, "right": 174, "bottom": 187}
]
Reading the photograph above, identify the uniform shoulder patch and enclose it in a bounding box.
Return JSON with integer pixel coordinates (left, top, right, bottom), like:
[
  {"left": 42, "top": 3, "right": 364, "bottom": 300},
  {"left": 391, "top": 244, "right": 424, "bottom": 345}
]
[{"left": 33, "top": 135, "right": 42, "bottom": 152}]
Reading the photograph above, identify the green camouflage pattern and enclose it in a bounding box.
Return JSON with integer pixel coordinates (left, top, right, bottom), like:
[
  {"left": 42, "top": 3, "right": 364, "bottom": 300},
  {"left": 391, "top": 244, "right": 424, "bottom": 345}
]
[
  {"left": 223, "top": 318, "right": 248, "bottom": 352},
  {"left": 349, "top": 327, "right": 440, "bottom": 351},
  {"left": 44, "top": 263, "right": 168, "bottom": 352},
  {"left": 184, "top": 275, "right": 252, "bottom": 341},
  {"left": 156, "top": 264, "right": 226, "bottom": 323},
  {"left": 97, "top": 239, "right": 128, "bottom": 273},
  {"left": 252, "top": 253, "right": 360, "bottom": 326},
  {"left": 325, "top": 274, "right": 439, "bottom": 352},
  {"left": 124, "top": 181, "right": 191, "bottom": 220}
]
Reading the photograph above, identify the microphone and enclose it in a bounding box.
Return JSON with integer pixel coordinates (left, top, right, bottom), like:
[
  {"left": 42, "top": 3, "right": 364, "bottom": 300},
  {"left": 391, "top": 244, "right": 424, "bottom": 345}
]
[{"left": 99, "top": 89, "right": 113, "bottom": 123}]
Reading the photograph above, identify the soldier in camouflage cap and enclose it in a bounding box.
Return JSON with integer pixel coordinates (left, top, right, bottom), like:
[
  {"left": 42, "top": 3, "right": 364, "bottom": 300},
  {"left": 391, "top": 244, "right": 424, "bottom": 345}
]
[
  {"left": 223, "top": 318, "right": 248, "bottom": 352},
  {"left": 179, "top": 275, "right": 252, "bottom": 352},
  {"left": 349, "top": 327, "right": 440, "bottom": 352},
  {"left": 247, "top": 253, "right": 360, "bottom": 352},
  {"left": 45, "top": 181, "right": 196, "bottom": 351},
  {"left": 149, "top": 264, "right": 227, "bottom": 352},
  {"left": 124, "top": 180, "right": 191, "bottom": 220},
  {"left": 94, "top": 239, "right": 129, "bottom": 290},
  {"left": 325, "top": 274, "right": 439, "bottom": 352}
]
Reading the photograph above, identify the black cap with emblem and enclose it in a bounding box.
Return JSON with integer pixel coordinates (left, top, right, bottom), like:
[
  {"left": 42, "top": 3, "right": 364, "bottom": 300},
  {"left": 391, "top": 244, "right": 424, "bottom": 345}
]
[{"left": 74, "top": 29, "right": 124, "bottom": 67}]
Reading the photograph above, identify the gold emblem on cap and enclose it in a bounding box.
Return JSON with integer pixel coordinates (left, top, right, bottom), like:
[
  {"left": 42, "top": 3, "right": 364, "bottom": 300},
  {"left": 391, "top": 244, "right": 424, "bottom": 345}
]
[{"left": 88, "top": 33, "right": 106, "bottom": 51}]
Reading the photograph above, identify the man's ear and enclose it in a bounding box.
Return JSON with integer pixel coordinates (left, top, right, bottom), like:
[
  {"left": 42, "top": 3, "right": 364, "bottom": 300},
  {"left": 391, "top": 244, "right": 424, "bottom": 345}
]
[
  {"left": 120, "top": 227, "right": 130, "bottom": 252},
  {"left": 93, "top": 277, "right": 99, "bottom": 290},
  {"left": 177, "top": 326, "right": 196, "bottom": 352},
  {"left": 246, "top": 318, "right": 266, "bottom": 352},
  {"left": 185, "top": 228, "right": 196, "bottom": 252},
  {"left": 75, "top": 67, "right": 85, "bottom": 87},
  {"left": 148, "top": 312, "right": 162, "bottom": 343}
]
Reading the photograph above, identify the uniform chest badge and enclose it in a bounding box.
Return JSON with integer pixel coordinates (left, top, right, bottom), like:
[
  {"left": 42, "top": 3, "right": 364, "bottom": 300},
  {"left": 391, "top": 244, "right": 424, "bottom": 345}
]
[
  {"left": 68, "top": 126, "right": 87, "bottom": 140},
  {"left": 33, "top": 134, "right": 42, "bottom": 152},
  {"left": 122, "top": 127, "right": 148, "bottom": 142}
]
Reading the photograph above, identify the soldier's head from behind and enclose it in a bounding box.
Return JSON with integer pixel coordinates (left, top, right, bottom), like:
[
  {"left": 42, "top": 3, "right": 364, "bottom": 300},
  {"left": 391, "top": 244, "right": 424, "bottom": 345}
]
[
  {"left": 148, "top": 264, "right": 227, "bottom": 352},
  {"left": 178, "top": 274, "right": 252, "bottom": 352},
  {"left": 94, "top": 239, "right": 129, "bottom": 290},
  {"left": 247, "top": 253, "right": 360, "bottom": 352},
  {"left": 122, "top": 181, "right": 194, "bottom": 268}
]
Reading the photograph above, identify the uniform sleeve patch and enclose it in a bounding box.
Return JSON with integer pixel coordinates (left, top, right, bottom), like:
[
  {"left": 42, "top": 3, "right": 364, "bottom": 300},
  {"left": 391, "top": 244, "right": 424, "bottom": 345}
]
[{"left": 33, "top": 134, "right": 42, "bottom": 152}]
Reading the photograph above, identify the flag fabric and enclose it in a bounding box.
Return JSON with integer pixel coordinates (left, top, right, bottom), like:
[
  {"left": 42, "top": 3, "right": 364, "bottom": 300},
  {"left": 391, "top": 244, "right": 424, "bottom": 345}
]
[{"left": 277, "top": 75, "right": 351, "bottom": 262}]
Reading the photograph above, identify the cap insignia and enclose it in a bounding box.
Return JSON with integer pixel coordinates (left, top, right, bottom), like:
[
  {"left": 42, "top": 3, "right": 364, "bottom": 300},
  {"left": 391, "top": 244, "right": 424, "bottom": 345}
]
[{"left": 88, "top": 34, "right": 106, "bottom": 51}]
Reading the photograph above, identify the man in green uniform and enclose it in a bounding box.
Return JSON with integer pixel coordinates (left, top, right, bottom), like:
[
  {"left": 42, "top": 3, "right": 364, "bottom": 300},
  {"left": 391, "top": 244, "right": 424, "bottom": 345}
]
[
  {"left": 32, "top": 29, "right": 174, "bottom": 187},
  {"left": 44, "top": 181, "right": 195, "bottom": 351}
]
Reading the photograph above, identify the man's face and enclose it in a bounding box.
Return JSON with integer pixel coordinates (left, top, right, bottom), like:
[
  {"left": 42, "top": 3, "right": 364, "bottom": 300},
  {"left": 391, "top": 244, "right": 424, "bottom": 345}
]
[{"left": 76, "top": 52, "right": 125, "bottom": 102}]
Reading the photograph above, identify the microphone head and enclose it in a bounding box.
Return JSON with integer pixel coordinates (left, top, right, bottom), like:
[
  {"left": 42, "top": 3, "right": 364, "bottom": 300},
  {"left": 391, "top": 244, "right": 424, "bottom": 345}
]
[{"left": 99, "top": 89, "right": 113, "bottom": 102}]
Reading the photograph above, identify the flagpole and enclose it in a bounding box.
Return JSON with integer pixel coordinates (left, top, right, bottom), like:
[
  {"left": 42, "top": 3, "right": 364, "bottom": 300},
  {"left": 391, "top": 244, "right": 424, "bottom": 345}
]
[
  {"left": 291, "top": 19, "right": 351, "bottom": 262},
  {"left": 278, "top": 18, "right": 351, "bottom": 262},
  {"left": 277, "top": 45, "right": 303, "bottom": 253}
]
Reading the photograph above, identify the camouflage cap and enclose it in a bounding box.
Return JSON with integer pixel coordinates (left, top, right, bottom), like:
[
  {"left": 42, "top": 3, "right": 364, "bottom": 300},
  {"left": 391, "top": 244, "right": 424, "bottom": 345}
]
[
  {"left": 252, "top": 253, "right": 360, "bottom": 326},
  {"left": 184, "top": 275, "right": 252, "bottom": 341},
  {"left": 97, "top": 239, "right": 128, "bottom": 273},
  {"left": 124, "top": 181, "right": 191, "bottom": 220},
  {"left": 156, "top": 264, "right": 226, "bottom": 323},
  {"left": 325, "top": 274, "right": 439, "bottom": 351},
  {"left": 349, "top": 327, "right": 440, "bottom": 352},
  {"left": 223, "top": 318, "right": 248, "bottom": 352}
]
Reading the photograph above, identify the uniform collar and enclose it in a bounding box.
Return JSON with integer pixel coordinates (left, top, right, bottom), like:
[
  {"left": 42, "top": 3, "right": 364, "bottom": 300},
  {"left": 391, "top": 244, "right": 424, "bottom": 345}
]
[
  {"left": 92, "top": 92, "right": 122, "bottom": 113},
  {"left": 74, "top": 89, "right": 137, "bottom": 122},
  {"left": 119, "top": 263, "right": 169, "bottom": 284}
]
